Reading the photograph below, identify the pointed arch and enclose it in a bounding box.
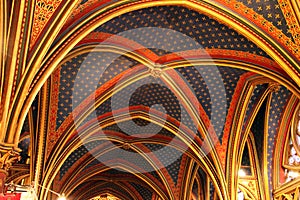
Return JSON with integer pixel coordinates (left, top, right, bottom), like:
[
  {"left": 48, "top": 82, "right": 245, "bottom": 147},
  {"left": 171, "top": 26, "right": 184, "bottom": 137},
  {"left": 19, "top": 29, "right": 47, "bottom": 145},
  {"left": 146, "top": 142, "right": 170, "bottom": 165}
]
[
  {"left": 13, "top": 0, "right": 300, "bottom": 153},
  {"left": 226, "top": 76, "right": 277, "bottom": 199}
]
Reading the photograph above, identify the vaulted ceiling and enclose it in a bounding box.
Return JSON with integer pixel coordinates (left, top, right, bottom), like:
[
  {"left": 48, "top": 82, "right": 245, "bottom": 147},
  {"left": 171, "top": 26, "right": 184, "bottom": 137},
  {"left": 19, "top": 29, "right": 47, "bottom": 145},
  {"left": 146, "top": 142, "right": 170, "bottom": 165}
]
[{"left": 1, "top": 0, "right": 300, "bottom": 200}]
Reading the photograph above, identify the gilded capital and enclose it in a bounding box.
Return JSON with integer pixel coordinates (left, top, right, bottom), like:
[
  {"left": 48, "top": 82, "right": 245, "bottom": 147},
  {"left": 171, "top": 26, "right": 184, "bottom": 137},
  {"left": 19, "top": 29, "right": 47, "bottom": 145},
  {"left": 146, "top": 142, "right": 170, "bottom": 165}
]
[{"left": 0, "top": 150, "right": 20, "bottom": 173}]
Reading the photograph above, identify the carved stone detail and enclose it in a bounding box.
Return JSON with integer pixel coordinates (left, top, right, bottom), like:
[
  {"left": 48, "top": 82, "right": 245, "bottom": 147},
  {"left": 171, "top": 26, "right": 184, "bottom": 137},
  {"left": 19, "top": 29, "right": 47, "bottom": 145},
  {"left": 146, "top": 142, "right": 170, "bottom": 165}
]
[
  {"left": 122, "top": 143, "right": 131, "bottom": 150},
  {"left": 0, "top": 150, "right": 21, "bottom": 173},
  {"left": 149, "top": 63, "right": 164, "bottom": 78}
]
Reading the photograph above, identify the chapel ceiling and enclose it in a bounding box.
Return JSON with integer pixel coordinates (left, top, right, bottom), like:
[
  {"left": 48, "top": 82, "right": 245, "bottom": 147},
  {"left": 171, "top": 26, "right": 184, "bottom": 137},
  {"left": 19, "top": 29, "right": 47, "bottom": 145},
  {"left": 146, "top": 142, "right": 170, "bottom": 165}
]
[{"left": 13, "top": 0, "right": 300, "bottom": 199}]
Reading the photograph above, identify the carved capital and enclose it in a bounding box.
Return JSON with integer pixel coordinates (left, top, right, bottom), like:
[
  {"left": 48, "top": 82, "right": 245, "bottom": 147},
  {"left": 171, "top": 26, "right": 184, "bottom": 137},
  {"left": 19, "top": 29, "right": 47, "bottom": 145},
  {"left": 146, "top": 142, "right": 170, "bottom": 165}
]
[{"left": 0, "top": 150, "right": 20, "bottom": 173}]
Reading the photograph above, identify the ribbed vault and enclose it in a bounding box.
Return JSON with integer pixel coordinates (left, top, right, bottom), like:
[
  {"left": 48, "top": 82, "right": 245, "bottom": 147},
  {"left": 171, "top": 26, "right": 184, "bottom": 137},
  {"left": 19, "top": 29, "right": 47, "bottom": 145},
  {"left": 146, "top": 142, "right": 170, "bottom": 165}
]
[
  {"left": 1, "top": 1, "right": 299, "bottom": 200},
  {"left": 36, "top": 3, "right": 298, "bottom": 200}
]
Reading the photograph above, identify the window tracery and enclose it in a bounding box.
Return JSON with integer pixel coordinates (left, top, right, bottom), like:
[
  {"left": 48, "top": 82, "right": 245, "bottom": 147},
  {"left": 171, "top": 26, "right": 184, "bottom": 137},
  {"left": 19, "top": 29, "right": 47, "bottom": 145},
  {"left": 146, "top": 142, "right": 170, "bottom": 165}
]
[{"left": 283, "top": 108, "right": 300, "bottom": 182}]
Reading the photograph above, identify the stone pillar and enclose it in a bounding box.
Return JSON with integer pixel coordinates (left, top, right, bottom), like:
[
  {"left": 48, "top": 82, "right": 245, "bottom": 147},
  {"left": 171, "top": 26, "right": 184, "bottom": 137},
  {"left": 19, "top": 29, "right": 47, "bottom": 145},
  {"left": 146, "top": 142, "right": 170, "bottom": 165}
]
[{"left": 0, "top": 150, "right": 20, "bottom": 194}]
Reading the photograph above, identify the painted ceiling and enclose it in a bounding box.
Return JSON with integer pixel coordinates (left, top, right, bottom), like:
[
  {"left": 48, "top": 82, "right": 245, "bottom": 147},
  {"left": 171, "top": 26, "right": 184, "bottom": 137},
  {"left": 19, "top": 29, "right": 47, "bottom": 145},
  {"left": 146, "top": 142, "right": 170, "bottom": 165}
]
[{"left": 3, "top": 0, "right": 300, "bottom": 199}]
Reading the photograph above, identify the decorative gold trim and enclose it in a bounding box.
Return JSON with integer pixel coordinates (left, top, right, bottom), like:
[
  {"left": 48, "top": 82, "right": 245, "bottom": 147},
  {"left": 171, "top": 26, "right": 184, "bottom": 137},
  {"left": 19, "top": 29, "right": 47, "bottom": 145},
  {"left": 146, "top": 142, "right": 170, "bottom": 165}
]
[
  {"left": 263, "top": 93, "right": 272, "bottom": 200},
  {"left": 291, "top": 0, "right": 300, "bottom": 24},
  {"left": 6, "top": 0, "right": 80, "bottom": 148},
  {"left": 18, "top": 0, "right": 300, "bottom": 157},
  {"left": 162, "top": 72, "right": 228, "bottom": 199},
  {"left": 179, "top": 159, "right": 194, "bottom": 199},
  {"left": 59, "top": 45, "right": 300, "bottom": 98},
  {"left": 249, "top": 132, "right": 266, "bottom": 200},
  {"left": 46, "top": 114, "right": 211, "bottom": 198},
  {"left": 20, "top": 0, "right": 35, "bottom": 74},
  {"left": 291, "top": 104, "right": 300, "bottom": 156},
  {"left": 42, "top": 114, "right": 187, "bottom": 199},
  {"left": 0, "top": 0, "right": 8, "bottom": 120},
  {"left": 4, "top": 1, "right": 298, "bottom": 199},
  {"left": 275, "top": 96, "right": 299, "bottom": 188},
  {"left": 27, "top": 107, "right": 34, "bottom": 184},
  {"left": 34, "top": 80, "right": 50, "bottom": 196},
  {"left": 62, "top": 155, "right": 171, "bottom": 199},
  {"left": 1, "top": 0, "right": 26, "bottom": 144},
  {"left": 273, "top": 178, "right": 300, "bottom": 199},
  {"left": 230, "top": 86, "right": 254, "bottom": 198},
  {"left": 280, "top": 0, "right": 300, "bottom": 45},
  {"left": 165, "top": 59, "right": 299, "bottom": 98},
  {"left": 44, "top": 71, "right": 227, "bottom": 199},
  {"left": 0, "top": 150, "right": 20, "bottom": 174},
  {"left": 239, "top": 80, "right": 272, "bottom": 200},
  {"left": 43, "top": 51, "right": 288, "bottom": 200},
  {"left": 71, "top": 172, "right": 154, "bottom": 200},
  {"left": 237, "top": 135, "right": 264, "bottom": 199},
  {"left": 238, "top": 183, "right": 257, "bottom": 199}
]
